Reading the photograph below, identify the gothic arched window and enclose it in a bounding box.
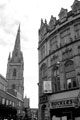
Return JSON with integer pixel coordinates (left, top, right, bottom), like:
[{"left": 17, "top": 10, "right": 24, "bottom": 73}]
[{"left": 13, "top": 68, "right": 17, "bottom": 77}]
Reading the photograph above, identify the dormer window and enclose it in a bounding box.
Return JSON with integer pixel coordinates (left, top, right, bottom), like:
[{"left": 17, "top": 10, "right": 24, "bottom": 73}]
[{"left": 13, "top": 68, "right": 16, "bottom": 77}]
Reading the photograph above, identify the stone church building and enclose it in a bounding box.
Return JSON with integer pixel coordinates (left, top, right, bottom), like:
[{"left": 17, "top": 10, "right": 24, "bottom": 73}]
[{"left": 6, "top": 25, "right": 24, "bottom": 100}]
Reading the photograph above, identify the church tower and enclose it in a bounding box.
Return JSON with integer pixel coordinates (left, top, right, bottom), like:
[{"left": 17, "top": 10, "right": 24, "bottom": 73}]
[{"left": 6, "top": 25, "right": 24, "bottom": 99}]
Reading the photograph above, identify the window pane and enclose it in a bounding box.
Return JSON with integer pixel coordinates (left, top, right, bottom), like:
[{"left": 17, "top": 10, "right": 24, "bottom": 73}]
[
  {"left": 13, "top": 68, "right": 16, "bottom": 77},
  {"left": 67, "top": 79, "right": 71, "bottom": 89},
  {"left": 73, "top": 80, "right": 77, "bottom": 87}
]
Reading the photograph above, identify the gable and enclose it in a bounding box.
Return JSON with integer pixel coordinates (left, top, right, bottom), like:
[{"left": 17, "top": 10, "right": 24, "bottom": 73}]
[
  {"left": 48, "top": 15, "right": 56, "bottom": 30},
  {"left": 58, "top": 8, "right": 68, "bottom": 22},
  {"left": 71, "top": 0, "right": 80, "bottom": 13}
]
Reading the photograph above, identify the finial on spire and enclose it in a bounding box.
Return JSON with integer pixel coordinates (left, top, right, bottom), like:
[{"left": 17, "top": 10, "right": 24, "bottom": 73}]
[
  {"left": 40, "top": 18, "right": 44, "bottom": 28},
  {"left": 18, "top": 24, "right": 20, "bottom": 33},
  {"left": 45, "top": 19, "right": 47, "bottom": 24}
]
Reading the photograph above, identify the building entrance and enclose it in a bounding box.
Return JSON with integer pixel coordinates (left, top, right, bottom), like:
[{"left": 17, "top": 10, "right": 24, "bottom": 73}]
[{"left": 50, "top": 107, "right": 80, "bottom": 120}]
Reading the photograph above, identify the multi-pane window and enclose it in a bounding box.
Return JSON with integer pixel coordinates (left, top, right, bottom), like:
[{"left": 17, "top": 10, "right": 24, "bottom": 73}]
[
  {"left": 67, "top": 77, "right": 77, "bottom": 89},
  {"left": 41, "top": 46, "right": 45, "bottom": 60},
  {"left": 40, "top": 64, "right": 47, "bottom": 95},
  {"left": 64, "top": 60, "right": 78, "bottom": 89},
  {"left": 74, "top": 23, "right": 80, "bottom": 38},
  {"left": 52, "top": 65, "right": 60, "bottom": 92},
  {"left": 50, "top": 36, "right": 57, "bottom": 52},
  {"left": 60, "top": 28, "right": 70, "bottom": 46},
  {"left": 40, "top": 64, "right": 47, "bottom": 80}
]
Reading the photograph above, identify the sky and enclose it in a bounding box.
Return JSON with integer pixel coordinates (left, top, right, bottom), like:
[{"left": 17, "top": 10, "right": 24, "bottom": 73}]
[{"left": 0, "top": 0, "right": 75, "bottom": 108}]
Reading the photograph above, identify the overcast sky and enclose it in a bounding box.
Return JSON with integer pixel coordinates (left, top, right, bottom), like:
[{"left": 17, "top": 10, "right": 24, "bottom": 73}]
[{"left": 0, "top": 0, "right": 74, "bottom": 108}]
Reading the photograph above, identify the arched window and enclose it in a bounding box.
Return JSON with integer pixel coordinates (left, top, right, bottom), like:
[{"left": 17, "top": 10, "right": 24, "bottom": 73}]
[
  {"left": 13, "top": 68, "right": 16, "bottom": 77},
  {"left": 52, "top": 64, "right": 60, "bottom": 92},
  {"left": 40, "top": 63, "right": 47, "bottom": 80},
  {"left": 64, "top": 59, "right": 78, "bottom": 89},
  {"left": 39, "top": 63, "right": 47, "bottom": 95}
]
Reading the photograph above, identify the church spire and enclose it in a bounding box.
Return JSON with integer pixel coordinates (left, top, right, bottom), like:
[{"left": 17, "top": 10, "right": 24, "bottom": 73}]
[
  {"left": 8, "top": 52, "right": 11, "bottom": 62},
  {"left": 14, "top": 24, "right": 20, "bottom": 51}
]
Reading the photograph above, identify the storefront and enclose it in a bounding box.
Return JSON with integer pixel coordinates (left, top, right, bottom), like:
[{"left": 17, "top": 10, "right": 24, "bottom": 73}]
[{"left": 49, "top": 89, "right": 80, "bottom": 120}]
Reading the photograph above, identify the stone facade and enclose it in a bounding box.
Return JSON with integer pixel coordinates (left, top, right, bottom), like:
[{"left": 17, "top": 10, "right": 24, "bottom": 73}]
[
  {"left": 6, "top": 25, "right": 24, "bottom": 100},
  {"left": 38, "top": 0, "right": 80, "bottom": 120}
]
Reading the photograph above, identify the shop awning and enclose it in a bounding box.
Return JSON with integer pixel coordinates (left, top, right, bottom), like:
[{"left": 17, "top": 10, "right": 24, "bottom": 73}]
[{"left": 50, "top": 89, "right": 79, "bottom": 102}]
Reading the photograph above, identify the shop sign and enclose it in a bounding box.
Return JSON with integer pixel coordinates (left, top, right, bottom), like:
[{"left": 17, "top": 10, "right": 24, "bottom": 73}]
[
  {"left": 43, "top": 80, "right": 52, "bottom": 93},
  {"left": 51, "top": 99, "right": 74, "bottom": 108}
]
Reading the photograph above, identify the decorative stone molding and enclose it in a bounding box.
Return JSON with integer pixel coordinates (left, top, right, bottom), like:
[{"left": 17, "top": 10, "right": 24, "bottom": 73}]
[
  {"left": 58, "top": 8, "right": 68, "bottom": 22},
  {"left": 48, "top": 15, "right": 56, "bottom": 30},
  {"left": 63, "top": 48, "right": 72, "bottom": 55},
  {"left": 71, "top": 0, "right": 80, "bottom": 14},
  {"left": 39, "top": 19, "right": 48, "bottom": 41},
  {"left": 51, "top": 55, "right": 58, "bottom": 61},
  {"left": 64, "top": 59, "right": 73, "bottom": 67}
]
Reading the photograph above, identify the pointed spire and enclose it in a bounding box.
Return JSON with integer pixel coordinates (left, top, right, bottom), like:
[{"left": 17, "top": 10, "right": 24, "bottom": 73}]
[
  {"left": 14, "top": 24, "right": 20, "bottom": 51},
  {"left": 8, "top": 52, "right": 11, "bottom": 61}
]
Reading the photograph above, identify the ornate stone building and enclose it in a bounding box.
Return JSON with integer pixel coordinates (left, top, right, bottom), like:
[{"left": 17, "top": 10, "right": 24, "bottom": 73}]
[
  {"left": 6, "top": 25, "right": 24, "bottom": 100},
  {"left": 38, "top": 0, "right": 80, "bottom": 120}
]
